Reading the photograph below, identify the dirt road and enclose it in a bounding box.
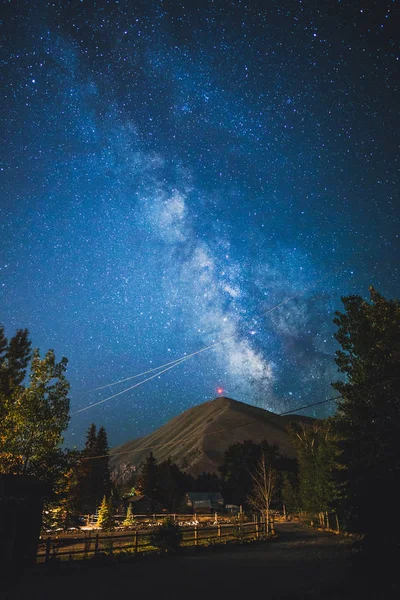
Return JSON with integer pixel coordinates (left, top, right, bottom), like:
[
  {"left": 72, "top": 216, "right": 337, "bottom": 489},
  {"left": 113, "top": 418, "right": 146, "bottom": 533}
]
[{"left": 2, "top": 522, "right": 380, "bottom": 600}]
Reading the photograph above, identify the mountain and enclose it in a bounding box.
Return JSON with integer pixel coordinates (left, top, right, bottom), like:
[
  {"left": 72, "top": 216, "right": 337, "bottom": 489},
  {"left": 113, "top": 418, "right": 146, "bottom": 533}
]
[{"left": 110, "top": 397, "right": 315, "bottom": 482}]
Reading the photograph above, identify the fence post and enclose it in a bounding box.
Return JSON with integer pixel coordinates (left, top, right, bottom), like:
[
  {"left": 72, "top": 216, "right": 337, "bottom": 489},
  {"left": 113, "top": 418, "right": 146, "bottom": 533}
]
[
  {"left": 45, "top": 537, "right": 51, "bottom": 563},
  {"left": 194, "top": 525, "right": 198, "bottom": 546},
  {"left": 94, "top": 534, "right": 99, "bottom": 555},
  {"left": 335, "top": 513, "right": 340, "bottom": 533},
  {"left": 218, "top": 523, "right": 221, "bottom": 541},
  {"left": 270, "top": 517, "right": 275, "bottom": 536},
  {"left": 134, "top": 530, "right": 138, "bottom": 554},
  {"left": 255, "top": 521, "right": 259, "bottom": 540}
]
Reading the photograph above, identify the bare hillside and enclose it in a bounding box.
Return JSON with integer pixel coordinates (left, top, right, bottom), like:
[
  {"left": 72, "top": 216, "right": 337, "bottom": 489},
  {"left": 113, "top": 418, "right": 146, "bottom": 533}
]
[{"left": 110, "top": 397, "right": 314, "bottom": 481}]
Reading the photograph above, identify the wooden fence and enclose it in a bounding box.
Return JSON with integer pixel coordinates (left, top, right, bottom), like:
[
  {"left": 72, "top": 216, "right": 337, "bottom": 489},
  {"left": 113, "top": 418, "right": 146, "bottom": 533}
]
[
  {"left": 81, "top": 512, "right": 245, "bottom": 527},
  {"left": 37, "top": 519, "right": 275, "bottom": 563},
  {"left": 294, "top": 510, "right": 341, "bottom": 533}
]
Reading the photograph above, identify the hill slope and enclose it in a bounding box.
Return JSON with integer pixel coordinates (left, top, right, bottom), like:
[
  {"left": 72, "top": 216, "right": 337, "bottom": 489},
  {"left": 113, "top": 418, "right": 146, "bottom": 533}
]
[{"left": 110, "top": 397, "right": 314, "bottom": 482}]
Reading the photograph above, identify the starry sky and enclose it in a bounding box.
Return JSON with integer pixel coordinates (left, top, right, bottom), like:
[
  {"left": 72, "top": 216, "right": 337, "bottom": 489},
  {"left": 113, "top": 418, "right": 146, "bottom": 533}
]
[{"left": 1, "top": 0, "right": 399, "bottom": 448}]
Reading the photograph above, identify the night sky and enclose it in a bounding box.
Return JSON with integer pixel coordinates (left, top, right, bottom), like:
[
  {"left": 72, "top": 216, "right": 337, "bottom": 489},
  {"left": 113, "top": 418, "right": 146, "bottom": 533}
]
[{"left": 1, "top": 1, "right": 399, "bottom": 448}]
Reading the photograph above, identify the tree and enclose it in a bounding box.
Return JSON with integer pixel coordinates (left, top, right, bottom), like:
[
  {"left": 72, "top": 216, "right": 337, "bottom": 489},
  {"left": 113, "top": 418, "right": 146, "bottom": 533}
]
[
  {"left": 85, "top": 423, "right": 97, "bottom": 454},
  {"left": 219, "top": 440, "right": 263, "bottom": 507},
  {"left": 0, "top": 325, "right": 31, "bottom": 397},
  {"left": 247, "top": 453, "right": 277, "bottom": 534},
  {"left": 69, "top": 424, "right": 112, "bottom": 514},
  {"left": 288, "top": 420, "right": 342, "bottom": 515},
  {"left": 123, "top": 503, "right": 135, "bottom": 528},
  {"left": 158, "top": 459, "right": 188, "bottom": 512},
  {"left": 42, "top": 448, "right": 82, "bottom": 531},
  {"left": 136, "top": 452, "right": 161, "bottom": 503},
  {"left": 0, "top": 347, "right": 70, "bottom": 481},
  {"left": 281, "top": 471, "right": 300, "bottom": 515},
  {"left": 219, "top": 439, "right": 279, "bottom": 508},
  {"left": 97, "top": 496, "right": 114, "bottom": 531},
  {"left": 332, "top": 287, "right": 400, "bottom": 556},
  {"left": 96, "top": 426, "right": 112, "bottom": 501}
]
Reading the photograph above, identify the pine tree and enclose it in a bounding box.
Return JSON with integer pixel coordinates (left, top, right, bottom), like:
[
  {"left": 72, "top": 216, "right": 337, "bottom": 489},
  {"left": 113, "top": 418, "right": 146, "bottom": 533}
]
[
  {"left": 123, "top": 503, "right": 135, "bottom": 528},
  {"left": 85, "top": 423, "right": 97, "bottom": 454},
  {"left": 97, "top": 496, "right": 114, "bottom": 531},
  {"left": 136, "top": 452, "right": 161, "bottom": 502},
  {"left": 96, "top": 426, "right": 111, "bottom": 502},
  {"left": 71, "top": 424, "right": 112, "bottom": 514}
]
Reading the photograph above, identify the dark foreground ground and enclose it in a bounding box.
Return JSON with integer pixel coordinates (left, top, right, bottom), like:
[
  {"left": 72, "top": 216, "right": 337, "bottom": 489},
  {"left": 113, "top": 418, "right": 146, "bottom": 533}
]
[{"left": 2, "top": 522, "right": 396, "bottom": 600}]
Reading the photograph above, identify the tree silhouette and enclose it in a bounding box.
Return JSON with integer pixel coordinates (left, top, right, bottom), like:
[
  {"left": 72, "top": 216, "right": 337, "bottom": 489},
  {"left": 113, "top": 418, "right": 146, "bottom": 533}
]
[
  {"left": 136, "top": 452, "right": 161, "bottom": 504},
  {"left": 333, "top": 287, "right": 400, "bottom": 560}
]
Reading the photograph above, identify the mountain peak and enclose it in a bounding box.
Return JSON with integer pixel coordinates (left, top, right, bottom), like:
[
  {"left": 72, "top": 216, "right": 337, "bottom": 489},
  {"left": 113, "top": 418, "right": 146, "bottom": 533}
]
[{"left": 110, "top": 397, "right": 314, "bottom": 482}]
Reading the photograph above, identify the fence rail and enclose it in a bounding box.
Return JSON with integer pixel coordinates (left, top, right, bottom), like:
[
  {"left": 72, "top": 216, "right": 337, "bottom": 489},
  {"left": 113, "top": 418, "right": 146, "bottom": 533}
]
[{"left": 38, "top": 519, "right": 275, "bottom": 563}]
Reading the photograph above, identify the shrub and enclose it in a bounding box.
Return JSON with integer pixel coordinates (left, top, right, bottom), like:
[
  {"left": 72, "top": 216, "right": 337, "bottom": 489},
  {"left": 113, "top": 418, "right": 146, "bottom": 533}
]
[{"left": 149, "top": 517, "right": 183, "bottom": 554}]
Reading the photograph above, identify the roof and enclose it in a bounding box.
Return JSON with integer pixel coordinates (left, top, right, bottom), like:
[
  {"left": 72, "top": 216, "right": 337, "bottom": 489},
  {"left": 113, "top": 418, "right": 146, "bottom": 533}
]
[{"left": 129, "top": 495, "right": 151, "bottom": 503}]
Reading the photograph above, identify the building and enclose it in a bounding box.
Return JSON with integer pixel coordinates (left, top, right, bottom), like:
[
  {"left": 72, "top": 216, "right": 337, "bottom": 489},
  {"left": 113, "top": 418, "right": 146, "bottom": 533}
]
[
  {"left": 127, "top": 495, "right": 163, "bottom": 514},
  {"left": 185, "top": 492, "right": 224, "bottom": 513}
]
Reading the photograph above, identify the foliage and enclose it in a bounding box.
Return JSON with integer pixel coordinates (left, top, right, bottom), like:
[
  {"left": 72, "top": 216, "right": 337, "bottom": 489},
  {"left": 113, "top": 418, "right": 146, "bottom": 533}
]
[
  {"left": 332, "top": 288, "right": 400, "bottom": 554},
  {"left": 219, "top": 439, "right": 280, "bottom": 508},
  {"left": 123, "top": 503, "right": 136, "bottom": 528},
  {"left": 288, "top": 419, "right": 342, "bottom": 514},
  {"left": 149, "top": 517, "right": 183, "bottom": 554},
  {"left": 96, "top": 426, "right": 112, "bottom": 497},
  {"left": 158, "top": 458, "right": 189, "bottom": 511},
  {"left": 41, "top": 447, "right": 83, "bottom": 531},
  {"left": 193, "top": 471, "right": 221, "bottom": 492},
  {"left": 0, "top": 325, "right": 31, "bottom": 398},
  {"left": 136, "top": 452, "right": 161, "bottom": 500},
  {"left": 69, "top": 423, "right": 112, "bottom": 514},
  {"left": 0, "top": 339, "right": 70, "bottom": 483},
  {"left": 281, "top": 471, "right": 300, "bottom": 514},
  {"left": 97, "top": 496, "right": 115, "bottom": 531}
]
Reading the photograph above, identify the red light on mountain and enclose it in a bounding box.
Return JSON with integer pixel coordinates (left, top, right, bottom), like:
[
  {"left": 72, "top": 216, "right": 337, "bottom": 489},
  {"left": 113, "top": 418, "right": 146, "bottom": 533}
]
[{"left": 216, "top": 387, "right": 224, "bottom": 395}]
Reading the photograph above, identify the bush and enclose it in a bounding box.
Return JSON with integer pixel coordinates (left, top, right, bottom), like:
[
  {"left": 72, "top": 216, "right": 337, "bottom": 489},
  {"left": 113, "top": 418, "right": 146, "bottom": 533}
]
[{"left": 149, "top": 517, "right": 183, "bottom": 554}]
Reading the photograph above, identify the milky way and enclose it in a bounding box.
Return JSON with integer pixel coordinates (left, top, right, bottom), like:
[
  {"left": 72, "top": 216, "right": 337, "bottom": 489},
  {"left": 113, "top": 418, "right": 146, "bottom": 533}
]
[{"left": 1, "top": 1, "right": 399, "bottom": 447}]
